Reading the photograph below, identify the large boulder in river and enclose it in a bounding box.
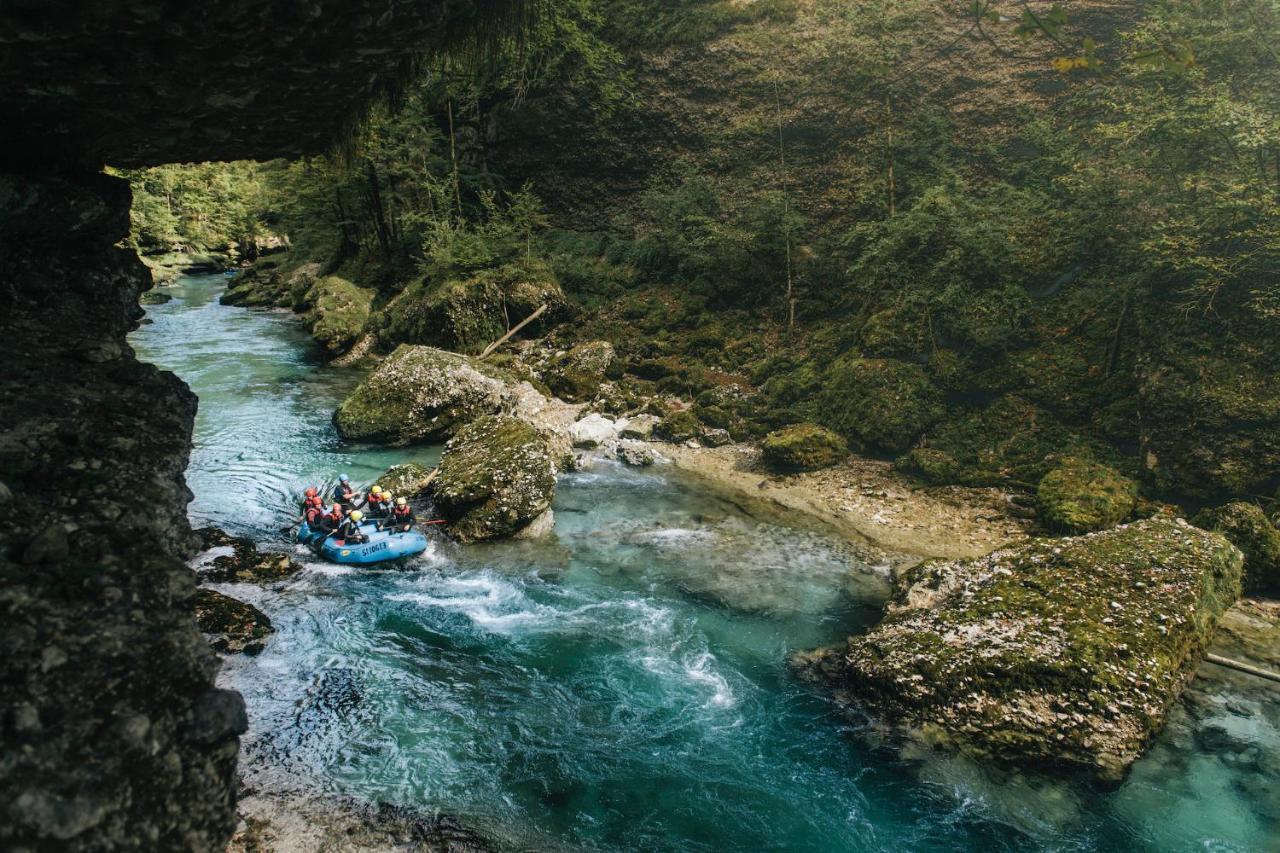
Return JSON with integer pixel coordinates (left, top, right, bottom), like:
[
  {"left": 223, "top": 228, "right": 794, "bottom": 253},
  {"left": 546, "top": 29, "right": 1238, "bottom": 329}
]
[
  {"left": 193, "top": 589, "right": 273, "bottom": 656},
  {"left": 1193, "top": 502, "right": 1280, "bottom": 596},
  {"left": 795, "top": 518, "right": 1242, "bottom": 784},
  {"left": 333, "top": 345, "right": 515, "bottom": 445},
  {"left": 431, "top": 415, "right": 556, "bottom": 542}
]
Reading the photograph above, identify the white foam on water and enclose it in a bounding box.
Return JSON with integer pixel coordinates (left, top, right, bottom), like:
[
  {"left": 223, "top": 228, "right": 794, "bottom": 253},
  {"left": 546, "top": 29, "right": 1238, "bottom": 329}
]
[{"left": 188, "top": 545, "right": 235, "bottom": 569}]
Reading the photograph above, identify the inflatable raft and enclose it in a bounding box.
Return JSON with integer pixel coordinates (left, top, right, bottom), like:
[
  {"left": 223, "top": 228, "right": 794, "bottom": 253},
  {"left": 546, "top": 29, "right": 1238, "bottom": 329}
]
[{"left": 298, "top": 520, "right": 429, "bottom": 565}]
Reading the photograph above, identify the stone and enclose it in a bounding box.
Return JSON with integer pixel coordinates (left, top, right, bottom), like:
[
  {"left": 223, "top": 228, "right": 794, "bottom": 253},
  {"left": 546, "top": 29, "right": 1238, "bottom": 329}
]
[
  {"left": 192, "top": 528, "right": 303, "bottom": 584},
  {"left": 1037, "top": 457, "right": 1138, "bottom": 534},
  {"left": 193, "top": 589, "right": 274, "bottom": 655},
  {"left": 333, "top": 345, "right": 517, "bottom": 445},
  {"left": 302, "top": 276, "right": 372, "bottom": 357},
  {"left": 22, "top": 525, "right": 71, "bottom": 564},
  {"left": 373, "top": 462, "right": 437, "bottom": 501},
  {"left": 620, "top": 415, "right": 660, "bottom": 440},
  {"left": 570, "top": 413, "right": 620, "bottom": 448},
  {"left": 761, "top": 423, "right": 848, "bottom": 471},
  {"left": 653, "top": 410, "right": 700, "bottom": 443},
  {"left": 617, "top": 441, "right": 656, "bottom": 467},
  {"left": 431, "top": 416, "right": 557, "bottom": 542},
  {"left": 546, "top": 340, "right": 616, "bottom": 402},
  {"left": 700, "top": 428, "right": 732, "bottom": 447},
  {"left": 1193, "top": 502, "right": 1280, "bottom": 595},
  {"left": 139, "top": 290, "right": 173, "bottom": 305},
  {"left": 795, "top": 518, "right": 1243, "bottom": 784}
]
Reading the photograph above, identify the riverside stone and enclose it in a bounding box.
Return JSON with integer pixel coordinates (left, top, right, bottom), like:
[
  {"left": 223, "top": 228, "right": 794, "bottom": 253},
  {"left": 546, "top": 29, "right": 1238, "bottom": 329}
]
[
  {"left": 796, "top": 518, "right": 1243, "bottom": 784},
  {"left": 432, "top": 415, "right": 556, "bottom": 542},
  {"left": 334, "top": 345, "right": 517, "bottom": 445},
  {"left": 194, "top": 589, "right": 274, "bottom": 656}
]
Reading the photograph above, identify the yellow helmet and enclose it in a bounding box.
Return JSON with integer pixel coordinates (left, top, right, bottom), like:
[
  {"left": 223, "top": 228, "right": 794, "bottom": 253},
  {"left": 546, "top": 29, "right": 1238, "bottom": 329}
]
[
  {"left": 372, "top": 485, "right": 383, "bottom": 495},
  {"left": 349, "top": 510, "right": 364, "bottom": 521},
  {"left": 396, "top": 497, "right": 407, "bottom": 506}
]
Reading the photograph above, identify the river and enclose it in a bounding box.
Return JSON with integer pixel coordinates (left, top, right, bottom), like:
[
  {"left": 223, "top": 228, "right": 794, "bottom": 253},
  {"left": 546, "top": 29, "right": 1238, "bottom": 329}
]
[{"left": 131, "top": 273, "right": 1279, "bottom": 852}]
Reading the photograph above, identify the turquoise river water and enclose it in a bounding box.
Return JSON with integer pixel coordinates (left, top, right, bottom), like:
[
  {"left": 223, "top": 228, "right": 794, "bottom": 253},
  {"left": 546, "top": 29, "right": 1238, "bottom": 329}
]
[{"left": 132, "top": 274, "right": 1279, "bottom": 852}]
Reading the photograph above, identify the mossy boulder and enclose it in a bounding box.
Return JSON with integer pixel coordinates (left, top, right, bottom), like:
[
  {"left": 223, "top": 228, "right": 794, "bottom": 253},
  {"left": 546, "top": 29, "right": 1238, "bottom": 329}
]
[
  {"left": 546, "top": 340, "right": 616, "bottom": 402},
  {"left": 761, "top": 424, "right": 848, "bottom": 472},
  {"left": 304, "top": 275, "right": 372, "bottom": 356},
  {"left": 1037, "top": 457, "right": 1138, "bottom": 534},
  {"left": 376, "top": 263, "right": 566, "bottom": 354},
  {"left": 653, "top": 410, "right": 700, "bottom": 443},
  {"left": 1193, "top": 502, "right": 1280, "bottom": 595},
  {"left": 818, "top": 356, "right": 944, "bottom": 452},
  {"left": 333, "top": 345, "right": 516, "bottom": 445},
  {"left": 219, "top": 255, "right": 297, "bottom": 307},
  {"left": 796, "top": 518, "right": 1243, "bottom": 784},
  {"left": 431, "top": 415, "right": 556, "bottom": 542},
  {"left": 139, "top": 289, "right": 172, "bottom": 305},
  {"left": 193, "top": 589, "right": 273, "bottom": 656},
  {"left": 192, "top": 527, "right": 302, "bottom": 584},
  {"left": 892, "top": 447, "right": 964, "bottom": 484},
  {"left": 373, "top": 462, "right": 437, "bottom": 501}
]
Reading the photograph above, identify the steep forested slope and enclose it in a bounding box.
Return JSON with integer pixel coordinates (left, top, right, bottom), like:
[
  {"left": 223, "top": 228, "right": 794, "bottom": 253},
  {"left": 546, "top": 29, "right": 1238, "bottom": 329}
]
[{"left": 133, "top": 0, "right": 1280, "bottom": 503}]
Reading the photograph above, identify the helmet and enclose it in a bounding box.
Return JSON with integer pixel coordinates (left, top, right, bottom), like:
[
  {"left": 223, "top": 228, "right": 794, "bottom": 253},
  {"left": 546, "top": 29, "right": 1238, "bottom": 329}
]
[
  {"left": 372, "top": 485, "right": 383, "bottom": 495},
  {"left": 350, "top": 510, "right": 364, "bottom": 521},
  {"left": 308, "top": 496, "right": 323, "bottom": 507},
  {"left": 304, "top": 487, "right": 318, "bottom": 498},
  {"left": 338, "top": 474, "right": 350, "bottom": 483},
  {"left": 396, "top": 497, "right": 407, "bottom": 506}
]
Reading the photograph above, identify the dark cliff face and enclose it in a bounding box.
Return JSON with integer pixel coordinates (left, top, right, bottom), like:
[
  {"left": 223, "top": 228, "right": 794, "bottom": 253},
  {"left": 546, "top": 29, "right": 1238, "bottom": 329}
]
[
  {"left": 0, "top": 2, "right": 521, "bottom": 848},
  {"left": 0, "top": 170, "right": 245, "bottom": 849}
]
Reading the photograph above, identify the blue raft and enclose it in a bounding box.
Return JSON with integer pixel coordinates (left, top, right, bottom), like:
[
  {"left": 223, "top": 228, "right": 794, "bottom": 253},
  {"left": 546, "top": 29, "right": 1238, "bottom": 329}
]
[{"left": 298, "top": 520, "right": 429, "bottom": 565}]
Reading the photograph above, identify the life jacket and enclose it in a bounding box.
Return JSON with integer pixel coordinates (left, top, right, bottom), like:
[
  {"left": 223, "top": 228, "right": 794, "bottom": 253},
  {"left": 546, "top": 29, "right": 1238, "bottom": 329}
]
[
  {"left": 334, "top": 482, "right": 355, "bottom": 503},
  {"left": 392, "top": 505, "right": 412, "bottom": 520},
  {"left": 367, "top": 494, "right": 386, "bottom": 511},
  {"left": 304, "top": 506, "right": 323, "bottom": 526}
]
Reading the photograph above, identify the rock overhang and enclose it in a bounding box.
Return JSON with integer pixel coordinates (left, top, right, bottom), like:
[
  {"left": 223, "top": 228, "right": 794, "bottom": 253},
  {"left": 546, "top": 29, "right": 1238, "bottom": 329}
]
[{"left": 0, "top": 0, "right": 517, "bottom": 169}]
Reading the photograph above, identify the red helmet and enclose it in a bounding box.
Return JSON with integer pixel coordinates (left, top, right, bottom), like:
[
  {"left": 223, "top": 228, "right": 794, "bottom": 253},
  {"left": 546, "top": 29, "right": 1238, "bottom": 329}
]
[
  {"left": 304, "top": 487, "right": 318, "bottom": 498},
  {"left": 308, "top": 496, "right": 323, "bottom": 507}
]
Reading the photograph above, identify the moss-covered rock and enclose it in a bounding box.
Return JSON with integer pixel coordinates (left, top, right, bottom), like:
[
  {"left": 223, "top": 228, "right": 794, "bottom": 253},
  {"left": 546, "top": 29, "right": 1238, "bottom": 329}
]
[
  {"left": 653, "top": 410, "right": 701, "bottom": 443},
  {"left": 1037, "top": 457, "right": 1138, "bottom": 534},
  {"left": 546, "top": 340, "right": 616, "bottom": 402},
  {"left": 303, "top": 275, "right": 373, "bottom": 356},
  {"left": 818, "top": 356, "right": 944, "bottom": 452},
  {"left": 761, "top": 423, "right": 848, "bottom": 472},
  {"left": 219, "top": 255, "right": 297, "bottom": 307},
  {"left": 796, "top": 518, "right": 1243, "bottom": 784},
  {"left": 376, "top": 263, "right": 566, "bottom": 354},
  {"left": 431, "top": 415, "right": 556, "bottom": 542},
  {"left": 139, "top": 289, "right": 172, "bottom": 305},
  {"left": 1192, "top": 502, "right": 1280, "bottom": 595},
  {"left": 893, "top": 447, "right": 965, "bottom": 484},
  {"left": 192, "top": 527, "right": 302, "bottom": 584},
  {"left": 333, "top": 345, "right": 516, "bottom": 445},
  {"left": 373, "top": 462, "right": 437, "bottom": 501},
  {"left": 193, "top": 588, "right": 273, "bottom": 655}
]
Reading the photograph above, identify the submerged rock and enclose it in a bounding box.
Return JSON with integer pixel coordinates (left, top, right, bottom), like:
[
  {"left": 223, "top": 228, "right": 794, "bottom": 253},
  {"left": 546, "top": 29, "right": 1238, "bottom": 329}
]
[
  {"left": 761, "top": 423, "right": 849, "bottom": 472},
  {"left": 373, "top": 462, "right": 437, "bottom": 501},
  {"left": 333, "top": 345, "right": 516, "bottom": 445},
  {"left": 1192, "top": 502, "right": 1280, "bottom": 595},
  {"left": 796, "top": 518, "right": 1243, "bottom": 784},
  {"left": 193, "top": 589, "right": 273, "bottom": 655},
  {"left": 432, "top": 415, "right": 556, "bottom": 542},
  {"left": 193, "top": 527, "right": 302, "bottom": 584},
  {"left": 1036, "top": 456, "right": 1137, "bottom": 533}
]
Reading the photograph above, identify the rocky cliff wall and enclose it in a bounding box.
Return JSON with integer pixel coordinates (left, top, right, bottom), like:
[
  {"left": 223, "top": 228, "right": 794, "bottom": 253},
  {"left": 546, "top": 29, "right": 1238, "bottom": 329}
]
[{"left": 0, "top": 170, "right": 248, "bottom": 849}]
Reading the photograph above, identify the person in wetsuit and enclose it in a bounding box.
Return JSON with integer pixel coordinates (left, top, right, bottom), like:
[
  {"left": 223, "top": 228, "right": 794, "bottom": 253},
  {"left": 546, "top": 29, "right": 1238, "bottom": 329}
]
[
  {"left": 300, "top": 487, "right": 319, "bottom": 515},
  {"left": 336, "top": 509, "right": 369, "bottom": 544},
  {"left": 318, "top": 503, "right": 344, "bottom": 534},
  {"left": 332, "top": 474, "right": 362, "bottom": 510},
  {"left": 303, "top": 496, "right": 325, "bottom": 530},
  {"left": 386, "top": 497, "right": 416, "bottom": 533},
  {"left": 365, "top": 486, "right": 390, "bottom": 520}
]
